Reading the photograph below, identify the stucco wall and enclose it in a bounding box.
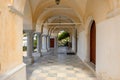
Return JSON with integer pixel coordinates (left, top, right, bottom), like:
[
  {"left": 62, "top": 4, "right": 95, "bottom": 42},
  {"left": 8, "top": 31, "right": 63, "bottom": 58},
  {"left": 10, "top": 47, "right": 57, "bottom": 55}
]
[
  {"left": 77, "top": 31, "right": 86, "bottom": 61},
  {"left": 0, "top": 0, "right": 24, "bottom": 75},
  {"left": 77, "top": 15, "right": 120, "bottom": 80},
  {"left": 96, "top": 15, "right": 120, "bottom": 80}
]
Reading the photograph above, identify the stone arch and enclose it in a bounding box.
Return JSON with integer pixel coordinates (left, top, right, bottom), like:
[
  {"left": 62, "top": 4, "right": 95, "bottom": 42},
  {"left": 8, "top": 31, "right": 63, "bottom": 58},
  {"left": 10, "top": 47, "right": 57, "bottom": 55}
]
[
  {"left": 33, "top": 0, "right": 83, "bottom": 23},
  {"left": 13, "top": 0, "right": 83, "bottom": 33},
  {"left": 53, "top": 28, "right": 72, "bottom": 34},
  {"left": 23, "top": 0, "right": 33, "bottom": 30},
  {"left": 43, "top": 15, "right": 74, "bottom": 35},
  {"left": 85, "top": 16, "right": 95, "bottom": 63},
  {"left": 36, "top": 13, "right": 80, "bottom": 32},
  {"left": 38, "top": 14, "right": 77, "bottom": 35}
]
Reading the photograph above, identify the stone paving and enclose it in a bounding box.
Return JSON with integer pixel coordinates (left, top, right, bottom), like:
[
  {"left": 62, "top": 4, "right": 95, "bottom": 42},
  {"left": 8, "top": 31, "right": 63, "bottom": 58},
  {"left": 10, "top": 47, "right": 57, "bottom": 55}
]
[{"left": 26, "top": 47, "right": 97, "bottom": 80}]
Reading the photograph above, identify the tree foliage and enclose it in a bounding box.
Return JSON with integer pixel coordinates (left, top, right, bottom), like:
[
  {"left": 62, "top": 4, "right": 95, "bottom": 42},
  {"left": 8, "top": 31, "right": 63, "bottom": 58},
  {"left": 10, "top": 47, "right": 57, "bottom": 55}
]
[{"left": 58, "top": 31, "right": 70, "bottom": 40}]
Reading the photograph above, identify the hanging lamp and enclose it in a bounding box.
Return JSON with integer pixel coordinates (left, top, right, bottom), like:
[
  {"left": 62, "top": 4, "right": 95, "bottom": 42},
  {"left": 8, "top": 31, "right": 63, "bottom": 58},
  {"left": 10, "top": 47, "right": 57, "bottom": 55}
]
[{"left": 55, "top": 0, "right": 60, "bottom": 5}]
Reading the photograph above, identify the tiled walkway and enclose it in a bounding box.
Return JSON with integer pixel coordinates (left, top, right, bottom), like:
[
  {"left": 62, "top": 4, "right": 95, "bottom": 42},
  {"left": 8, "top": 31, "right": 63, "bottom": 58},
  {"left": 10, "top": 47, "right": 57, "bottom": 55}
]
[{"left": 26, "top": 47, "right": 97, "bottom": 80}]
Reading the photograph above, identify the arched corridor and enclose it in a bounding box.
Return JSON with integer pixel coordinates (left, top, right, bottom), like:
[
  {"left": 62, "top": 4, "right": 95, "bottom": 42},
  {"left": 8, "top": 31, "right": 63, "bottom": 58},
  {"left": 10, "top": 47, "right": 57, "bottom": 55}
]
[{"left": 0, "top": 0, "right": 120, "bottom": 80}]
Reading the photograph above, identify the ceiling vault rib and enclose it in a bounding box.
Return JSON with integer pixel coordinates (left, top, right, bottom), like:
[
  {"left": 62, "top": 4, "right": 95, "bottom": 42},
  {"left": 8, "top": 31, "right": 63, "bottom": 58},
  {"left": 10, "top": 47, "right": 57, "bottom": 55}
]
[
  {"left": 28, "top": 0, "right": 33, "bottom": 17},
  {"left": 37, "top": 23, "right": 81, "bottom": 25},
  {"left": 45, "top": 8, "right": 73, "bottom": 10}
]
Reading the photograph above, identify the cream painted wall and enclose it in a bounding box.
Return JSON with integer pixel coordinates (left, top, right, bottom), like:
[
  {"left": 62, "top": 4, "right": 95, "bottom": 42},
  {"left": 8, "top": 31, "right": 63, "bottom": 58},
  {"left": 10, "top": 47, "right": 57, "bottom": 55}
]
[
  {"left": 77, "top": 15, "right": 120, "bottom": 80},
  {"left": 77, "top": 31, "right": 85, "bottom": 61},
  {"left": 77, "top": 31, "right": 88, "bottom": 62},
  {"left": 0, "top": 0, "right": 24, "bottom": 75},
  {"left": 96, "top": 15, "right": 120, "bottom": 80},
  {"left": 1, "top": 0, "right": 120, "bottom": 80}
]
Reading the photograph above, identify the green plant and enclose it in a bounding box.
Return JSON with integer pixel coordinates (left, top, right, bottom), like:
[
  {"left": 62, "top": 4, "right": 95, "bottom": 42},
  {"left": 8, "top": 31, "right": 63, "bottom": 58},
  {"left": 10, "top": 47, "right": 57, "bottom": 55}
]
[
  {"left": 58, "top": 31, "right": 70, "bottom": 47},
  {"left": 58, "top": 31, "right": 70, "bottom": 40},
  {"left": 23, "top": 46, "right": 27, "bottom": 51}
]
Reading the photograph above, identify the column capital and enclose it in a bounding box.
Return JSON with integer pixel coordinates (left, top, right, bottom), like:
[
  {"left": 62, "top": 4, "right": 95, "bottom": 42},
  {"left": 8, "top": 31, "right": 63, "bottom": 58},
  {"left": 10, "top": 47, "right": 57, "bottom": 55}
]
[
  {"left": 34, "top": 32, "right": 41, "bottom": 35},
  {"left": 42, "top": 34, "right": 48, "bottom": 37}
]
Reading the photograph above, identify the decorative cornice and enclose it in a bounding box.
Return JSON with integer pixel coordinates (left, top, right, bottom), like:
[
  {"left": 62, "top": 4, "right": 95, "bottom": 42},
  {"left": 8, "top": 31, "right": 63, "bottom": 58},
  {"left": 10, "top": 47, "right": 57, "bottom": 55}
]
[
  {"left": 8, "top": 4, "right": 24, "bottom": 17},
  {"left": 34, "top": 32, "right": 41, "bottom": 35}
]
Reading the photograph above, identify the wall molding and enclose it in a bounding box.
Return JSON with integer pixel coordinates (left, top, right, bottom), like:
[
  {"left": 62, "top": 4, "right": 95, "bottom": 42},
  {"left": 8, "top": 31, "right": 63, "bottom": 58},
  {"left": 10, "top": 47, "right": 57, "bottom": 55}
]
[
  {"left": 0, "top": 63, "right": 26, "bottom": 80},
  {"left": 8, "top": 4, "right": 24, "bottom": 17}
]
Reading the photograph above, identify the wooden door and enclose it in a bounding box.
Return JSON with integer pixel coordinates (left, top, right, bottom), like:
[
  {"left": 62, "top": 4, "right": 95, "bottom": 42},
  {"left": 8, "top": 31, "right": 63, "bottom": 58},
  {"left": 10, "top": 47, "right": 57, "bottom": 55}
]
[
  {"left": 90, "top": 21, "right": 96, "bottom": 64},
  {"left": 50, "top": 38, "right": 54, "bottom": 48}
]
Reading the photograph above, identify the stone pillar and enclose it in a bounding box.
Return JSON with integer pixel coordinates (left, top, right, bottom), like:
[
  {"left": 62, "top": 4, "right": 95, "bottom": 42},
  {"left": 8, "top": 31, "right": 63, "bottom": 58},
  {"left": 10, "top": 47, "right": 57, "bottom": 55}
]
[
  {"left": 69, "top": 34, "right": 72, "bottom": 49},
  {"left": 24, "top": 30, "right": 34, "bottom": 64},
  {"left": 47, "top": 35, "right": 50, "bottom": 51},
  {"left": 36, "top": 32, "right": 42, "bottom": 56},
  {"left": 54, "top": 36, "right": 58, "bottom": 49},
  {"left": 72, "top": 29, "right": 77, "bottom": 53},
  {"left": 41, "top": 35, "right": 47, "bottom": 52}
]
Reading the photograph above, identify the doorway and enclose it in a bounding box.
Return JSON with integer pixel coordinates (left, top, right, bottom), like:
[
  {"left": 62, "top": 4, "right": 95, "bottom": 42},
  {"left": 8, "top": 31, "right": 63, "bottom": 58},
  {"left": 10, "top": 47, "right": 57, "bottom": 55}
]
[
  {"left": 90, "top": 21, "right": 96, "bottom": 64},
  {"left": 50, "top": 38, "right": 55, "bottom": 48}
]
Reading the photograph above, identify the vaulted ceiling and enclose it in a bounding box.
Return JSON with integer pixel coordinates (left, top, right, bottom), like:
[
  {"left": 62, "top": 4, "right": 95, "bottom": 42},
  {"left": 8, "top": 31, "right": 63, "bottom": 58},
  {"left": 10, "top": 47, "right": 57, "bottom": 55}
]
[{"left": 23, "top": 0, "right": 113, "bottom": 33}]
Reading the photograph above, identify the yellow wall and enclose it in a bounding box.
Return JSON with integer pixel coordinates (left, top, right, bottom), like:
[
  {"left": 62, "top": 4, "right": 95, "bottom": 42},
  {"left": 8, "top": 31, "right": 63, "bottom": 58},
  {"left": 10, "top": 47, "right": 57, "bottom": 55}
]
[{"left": 0, "top": 0, "right": 24, "bottom": 74}]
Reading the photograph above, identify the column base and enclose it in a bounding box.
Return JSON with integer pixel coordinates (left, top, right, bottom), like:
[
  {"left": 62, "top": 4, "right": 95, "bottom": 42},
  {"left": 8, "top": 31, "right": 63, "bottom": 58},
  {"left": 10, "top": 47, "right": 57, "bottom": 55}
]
[
  {"left": 47, "top": 48, "right": 50, "bottom": 51},
  {"left": 0, "top": 63, "right": 26, "bottom": 80},
  {"left": 23, "top": 56, "right": 34, "bottom": 65},
  {"left": 37, "top": 52, "right": 42, "bottom": 56},
  {"left": 41, "top": 49, "right": 48, "bottom": 52}
]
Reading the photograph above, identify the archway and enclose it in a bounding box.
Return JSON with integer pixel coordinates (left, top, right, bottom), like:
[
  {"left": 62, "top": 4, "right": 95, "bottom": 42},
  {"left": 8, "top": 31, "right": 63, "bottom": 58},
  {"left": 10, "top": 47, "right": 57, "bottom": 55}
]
[
  {"left": 57, "top": 30, "right": 70, "bottom": 47},
  {"left": 90, "top": 21, "right": 96, "bottom": 64}
]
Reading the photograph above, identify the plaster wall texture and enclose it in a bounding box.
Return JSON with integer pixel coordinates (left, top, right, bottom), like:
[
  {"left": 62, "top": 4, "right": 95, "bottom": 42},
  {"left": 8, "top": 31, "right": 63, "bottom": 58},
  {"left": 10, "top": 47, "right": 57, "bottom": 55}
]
[
  {"left": 0, "top": 0, "right": 26, "bottom": 77},
  {"left": 77, "top": 31, "right": 86, "bottom": 62},
  {"left": 96, "top": 15, "right": 120, "bottom": 80},
  {"left": 0, "top": 64, "right": 26, "bottom": 80},
  {"left": 77, "top": 15, "right": 120, "bottom": 80}
]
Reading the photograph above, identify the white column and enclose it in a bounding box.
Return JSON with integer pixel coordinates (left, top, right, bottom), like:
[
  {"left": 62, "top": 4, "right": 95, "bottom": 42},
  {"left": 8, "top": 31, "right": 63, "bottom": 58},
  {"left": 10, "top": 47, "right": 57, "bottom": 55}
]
[
  {"left": 36, "top": 32, "right": 42, "bottom": 56},
  {"left": 54, "top": 36, "right": 58, "bottom": 49},
  {"left": 72, "top": 29, "right": 77, "bottom": 53},
  {"left": 47, "top": 35, "right": 50, "bottom": 51},
  {"left": 41, "top": 35, "right": 47, "bottom": 52},
  {"left": 24, "top": 30, "right": 34, "bottom": 64},
  {"left": 69, "top": 34, "right": 72, "bottom": 49}
]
